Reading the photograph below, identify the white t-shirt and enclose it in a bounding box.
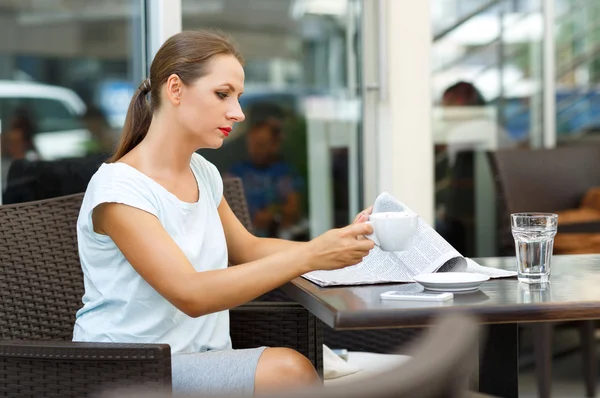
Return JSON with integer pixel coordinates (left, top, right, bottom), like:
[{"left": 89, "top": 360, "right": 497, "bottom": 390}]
[{"left": 73, "top": 153, "right": 230, "bottom": 354}]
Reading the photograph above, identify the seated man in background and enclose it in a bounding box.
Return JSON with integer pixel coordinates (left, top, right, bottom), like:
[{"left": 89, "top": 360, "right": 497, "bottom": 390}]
[
  {"left": 1, "top": 110, "right": 40, "bottom": 194},
  {"left": 228, "top": 119, "right": 303, "bottom": 238}
]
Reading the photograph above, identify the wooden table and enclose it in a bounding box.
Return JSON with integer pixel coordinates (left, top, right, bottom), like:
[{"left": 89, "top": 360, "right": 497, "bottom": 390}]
[{"left": 281, "top": 254, "right": 600, "bottom": 397}]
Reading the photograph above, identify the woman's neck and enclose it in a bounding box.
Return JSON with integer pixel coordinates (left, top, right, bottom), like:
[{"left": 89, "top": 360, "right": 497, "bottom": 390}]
[{"left": 132, "top": 112, "right": 196, "bottom": 174}]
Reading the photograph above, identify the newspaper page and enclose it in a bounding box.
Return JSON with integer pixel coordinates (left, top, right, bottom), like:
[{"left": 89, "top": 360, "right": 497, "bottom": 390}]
[
  {"left": 302, "top": 192, "right": 516, "bottom": 287},
  {"left": 464, "top": 257, "right": 517, "bottom": 278}
]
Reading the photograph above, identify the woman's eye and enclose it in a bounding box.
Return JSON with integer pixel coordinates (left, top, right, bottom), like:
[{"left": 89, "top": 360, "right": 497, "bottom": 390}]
[{"left": 216, "top": 92, "right": 228, "bottom": 99}]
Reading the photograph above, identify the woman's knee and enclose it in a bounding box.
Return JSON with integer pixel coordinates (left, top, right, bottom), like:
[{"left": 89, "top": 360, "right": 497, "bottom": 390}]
[{"left": 255, "top": 347, "right": 320, "bottom": 393}]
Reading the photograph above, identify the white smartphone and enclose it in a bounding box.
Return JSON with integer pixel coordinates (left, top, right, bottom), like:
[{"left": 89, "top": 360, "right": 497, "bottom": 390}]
[{"left": 380, "top": 290, "right": 453, "bottom": 302}]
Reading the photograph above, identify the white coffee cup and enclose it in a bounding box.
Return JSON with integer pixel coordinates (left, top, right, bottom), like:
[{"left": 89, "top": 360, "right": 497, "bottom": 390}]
[{"left": 364, "top": 212, "right": 418, "bottom": 252}]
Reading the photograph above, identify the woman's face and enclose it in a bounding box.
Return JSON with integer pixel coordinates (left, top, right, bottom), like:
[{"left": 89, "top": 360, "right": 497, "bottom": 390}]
[{"left": 176, "top": 54, "right": 246, "bottom": 149}]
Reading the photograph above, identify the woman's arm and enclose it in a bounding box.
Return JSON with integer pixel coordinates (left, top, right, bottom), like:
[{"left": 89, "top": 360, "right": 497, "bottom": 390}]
[
  {"left": 93, "top": 202, "right": 373, "bottom": 318},
  {"left": 218, "top": 197, "right": 304, "bottom": 264},
  {"left": 219, "top": 197, "right": 373, "bottom": 264}
]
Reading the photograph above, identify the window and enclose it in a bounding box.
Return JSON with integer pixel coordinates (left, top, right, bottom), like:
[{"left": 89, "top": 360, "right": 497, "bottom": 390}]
[{"left": 27, "top": 98, "right": 83, "bottom": 133}]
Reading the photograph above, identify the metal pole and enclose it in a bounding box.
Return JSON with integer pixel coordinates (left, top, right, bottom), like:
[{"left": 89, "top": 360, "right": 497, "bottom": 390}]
[
  {"left": 131, "top": 0, "right": 147, "bottom": 83},
  {"left": 361, "top": 0, "right": 382, "bottom": 207},
  {"left": 147, "top": 0, "right": 182, "bottom": 60},
  {"left": 498, "top": 5, "right": 506, "bottom": 138},
  {"left": 530, "top": 3, "right": 544, "bottom": 148},
  {"left": 543, "top": 0, "right": 556, "bottom": 148},
  {"left": 0, "top": 119, "right": 3, "bottom": 205},
  {"left": 346, "top": 1, "right": 358, "bottom": 97}
]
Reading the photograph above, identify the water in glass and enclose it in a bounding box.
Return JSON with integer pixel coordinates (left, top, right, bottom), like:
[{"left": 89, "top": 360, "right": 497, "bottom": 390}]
[{"left": 512, "top": 227, "right": 556, "bottom": 284}]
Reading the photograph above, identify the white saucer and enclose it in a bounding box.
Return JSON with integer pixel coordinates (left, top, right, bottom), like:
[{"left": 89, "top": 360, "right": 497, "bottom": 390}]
[{"left": 412, "top": 272, "right": 490, "bottom": 292}]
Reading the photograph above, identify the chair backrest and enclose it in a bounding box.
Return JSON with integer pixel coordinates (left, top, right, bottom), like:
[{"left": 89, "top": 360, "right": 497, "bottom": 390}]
[
  {"left": 222, "top": 176, "right": 253, "bottom": 233},
  {"left": 3, "top": 156, "right": 104, "bottom": 204},
  {"left": 0, "top": 193, "right": 85, "bottom": 341},
  {"left": 488, "top": 146, "right": 600, "bottom": 254},
  {"left": 100, "top": 312, "right": 482, "bottom": 398},
  {"left": 0, "top": 177, "right": 273, "bottom": 342},
  {"left": 222, "top": 177, "right": 290, "bottom": 302},
  {"left": 488, "top": 146, "right": 600, "bottom": 214}
]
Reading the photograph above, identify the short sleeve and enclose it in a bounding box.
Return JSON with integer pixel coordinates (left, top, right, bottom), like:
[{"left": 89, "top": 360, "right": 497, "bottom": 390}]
[
  {"left": 81, "top": 166, "right": 160, "bottom": 237},
  {"left": 191, "top": 153, "right": 223, "bottom": 206}
]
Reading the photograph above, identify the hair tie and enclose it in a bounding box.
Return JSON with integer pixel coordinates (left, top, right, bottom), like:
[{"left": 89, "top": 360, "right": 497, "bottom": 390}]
[{"left": 140, "top": 78, "right": 151, "bottom": 94}]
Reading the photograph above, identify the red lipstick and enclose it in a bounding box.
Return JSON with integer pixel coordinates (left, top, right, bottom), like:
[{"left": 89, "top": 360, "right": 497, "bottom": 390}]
[{"left": 218, "top": 127, "right": 232, "bottom": 137}]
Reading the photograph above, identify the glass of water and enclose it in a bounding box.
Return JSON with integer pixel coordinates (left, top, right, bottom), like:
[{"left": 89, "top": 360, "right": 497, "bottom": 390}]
[{"left": 511, "top": 213, "right": 558, "bottom": 284}]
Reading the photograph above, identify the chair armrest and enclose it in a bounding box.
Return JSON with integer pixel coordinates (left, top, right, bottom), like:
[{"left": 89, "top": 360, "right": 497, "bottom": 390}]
[
  {"left": 231, "top": 302, "right": 323, "bottom": 377},
  {"left": 0, "top": 341, "right": 171, "bottom": 397}
]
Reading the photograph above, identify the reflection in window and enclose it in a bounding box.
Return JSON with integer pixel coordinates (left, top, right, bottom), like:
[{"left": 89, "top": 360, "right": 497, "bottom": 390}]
[
  {"left": 29, "top": 98, "right": 84, "bottom": 133},
  {"left": 0, "top": 1, "right": 145, "bottom": 204},
  {"left": 183, "top": 0, "right": 362, "bottom": 240}
]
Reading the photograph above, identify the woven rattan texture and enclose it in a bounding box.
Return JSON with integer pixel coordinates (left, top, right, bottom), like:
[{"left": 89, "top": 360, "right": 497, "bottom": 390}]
[
  {"left": 0, "top": 194, "right": 174, "bottom": 397},
  {"left": 0, "top": 194, "right": 85, "bottom": 341},
  {"left": 231, "top": 303, "right": 314, "bottom": 357},
  {"left": 222, "top": 177, "right": 291, "bottom": 302},
  {"left": 323, "top": 326, "right": 422, "bottom": 354},
  {"left": 0, "top": 355, "right": 171, "bottom": 398},
  {"left": 0, "top": 192, "right": 323, "bottom": 395},
  {"left": 231, "top": 303, "right": 323, "bottom": 377},
  {"left": 0, "top": 341, "right": 170, "bottom": 360},
  {"left": 222, "top": 177, "right": 253, "bottom": 232}
]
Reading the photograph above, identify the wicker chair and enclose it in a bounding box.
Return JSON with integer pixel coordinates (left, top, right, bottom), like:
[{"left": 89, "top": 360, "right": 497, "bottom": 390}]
[
  {"left": 101, "top": 312, "right": 493, "bottom": 398},
  {"left": 223, "top": 177, "right": 421, "bottom": 355},
  {"left": 222, "top": 177, "right": 298, "bottom": 302},
  {"left": 0, "top": 192, "right": 322, "bottom": 397}
]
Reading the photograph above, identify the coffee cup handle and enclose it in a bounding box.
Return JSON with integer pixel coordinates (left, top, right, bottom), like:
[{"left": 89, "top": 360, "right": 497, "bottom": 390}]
[{"left": 364, "top": 221, "right": 380, "bottom": 246}]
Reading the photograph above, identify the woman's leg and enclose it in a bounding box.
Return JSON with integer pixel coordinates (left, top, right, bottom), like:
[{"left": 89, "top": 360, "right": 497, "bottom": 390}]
[
  {"left": 172, "top": 347, "right": 267, "bottom": 396},
  {"left": 254, "top": 347, "right": 321, "bottom": 394}
]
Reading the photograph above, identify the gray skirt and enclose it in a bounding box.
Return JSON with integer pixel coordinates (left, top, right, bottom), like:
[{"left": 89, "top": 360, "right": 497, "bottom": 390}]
[{"left": 171, "top": 346, "right": 267, "bottom": 396}]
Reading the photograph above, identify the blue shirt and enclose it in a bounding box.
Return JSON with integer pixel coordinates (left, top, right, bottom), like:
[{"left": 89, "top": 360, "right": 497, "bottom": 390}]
[{"left": 229, "top": 160, "right": 302, "bottom": 223}]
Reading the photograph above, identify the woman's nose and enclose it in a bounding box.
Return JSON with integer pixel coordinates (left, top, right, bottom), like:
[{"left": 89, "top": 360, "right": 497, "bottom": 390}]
[{"left": 227, "top": 102, "right": 245, "bottom": 123}]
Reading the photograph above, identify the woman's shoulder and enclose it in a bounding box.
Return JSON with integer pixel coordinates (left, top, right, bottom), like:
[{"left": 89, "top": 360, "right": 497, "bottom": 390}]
[
  {"left": 87, "top": 162, "right": 149, "bottom": 192},
  {"left": 80, "top": 162, "right": 162, "bottom": 223},
  {"left": 84, "top": 163, "right": 161, "bottom": 208}
]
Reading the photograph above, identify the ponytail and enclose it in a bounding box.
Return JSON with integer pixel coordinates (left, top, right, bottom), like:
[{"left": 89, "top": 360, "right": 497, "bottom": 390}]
[{"left": 108, "top": 78, "right": 153, "bottom": 162}]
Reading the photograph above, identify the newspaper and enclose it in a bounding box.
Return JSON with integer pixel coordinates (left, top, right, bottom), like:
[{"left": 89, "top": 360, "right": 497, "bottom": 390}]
[{"left": 302, "top": 192, "right": 516, "bottom": 287}]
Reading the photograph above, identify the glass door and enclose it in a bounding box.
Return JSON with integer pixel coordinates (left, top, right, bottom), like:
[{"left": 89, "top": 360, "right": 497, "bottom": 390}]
[
  {"left": 182, "top": 0, "right": 363, "bottom": 239},
  {"left": 0, "top": 0, "right": 147, "bottom": 205},
  {"left": 431, "top": 0, "right": 545, "bottom": 257}
]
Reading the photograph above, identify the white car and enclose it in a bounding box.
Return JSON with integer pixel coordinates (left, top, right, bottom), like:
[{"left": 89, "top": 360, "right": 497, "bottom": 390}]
[{"left": 0, "top": 80, "right": 90, "bottom": 160}]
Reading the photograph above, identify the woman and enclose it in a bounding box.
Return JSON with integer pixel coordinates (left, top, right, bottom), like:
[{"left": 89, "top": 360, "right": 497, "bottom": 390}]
[{"left": 72, "top": 30, "right": 374, "bottom": 396}]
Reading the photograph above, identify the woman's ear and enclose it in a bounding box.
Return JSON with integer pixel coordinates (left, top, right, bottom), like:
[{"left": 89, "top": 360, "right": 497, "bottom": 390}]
[{"left": 165, "top": 74, "right": 183, "bottom": 106}]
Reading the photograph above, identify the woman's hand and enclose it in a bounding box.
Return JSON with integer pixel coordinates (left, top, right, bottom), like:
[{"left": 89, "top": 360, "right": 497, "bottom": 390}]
[
  {"left": 353, "top": 206, "right": 373, "bottom": 224},
  {"left": 304, "top": 223, "right": 375, "bottom": 272}
]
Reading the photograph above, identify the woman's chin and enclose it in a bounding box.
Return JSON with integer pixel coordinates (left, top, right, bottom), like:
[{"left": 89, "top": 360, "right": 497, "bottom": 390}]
[
  {"left": 195, "top": 136, "right": 225, "bottom": 150},
  {"left": 206, "top": 138, "right": 225, "bottom": 150}
]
